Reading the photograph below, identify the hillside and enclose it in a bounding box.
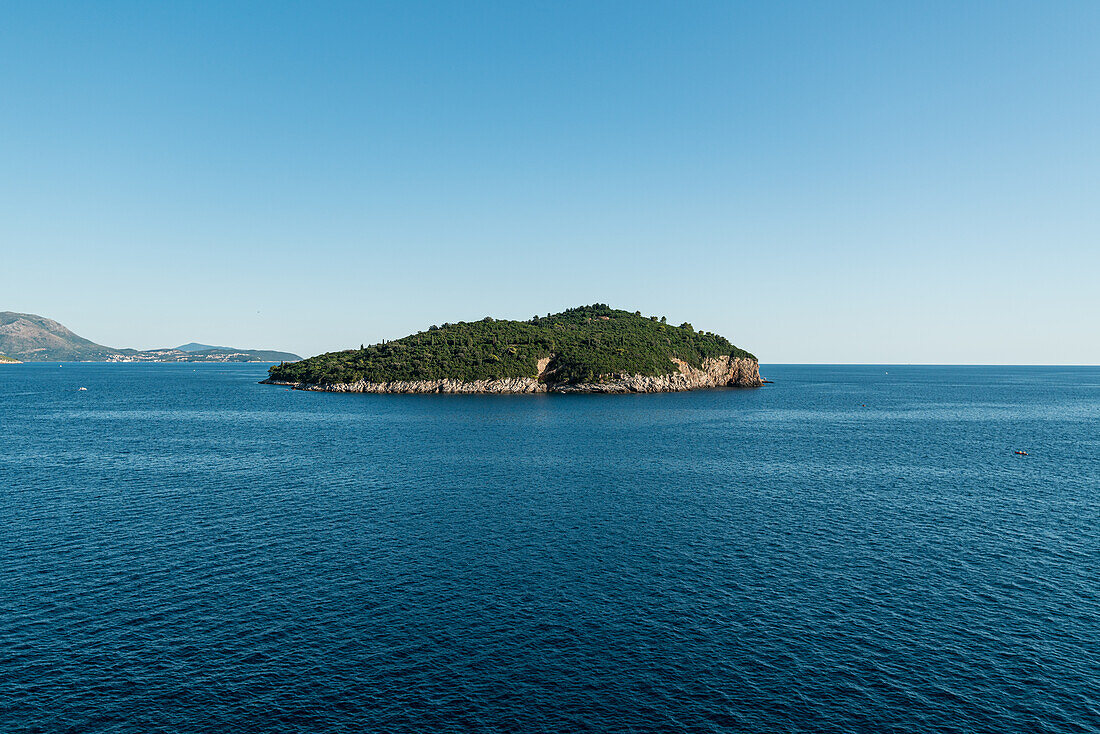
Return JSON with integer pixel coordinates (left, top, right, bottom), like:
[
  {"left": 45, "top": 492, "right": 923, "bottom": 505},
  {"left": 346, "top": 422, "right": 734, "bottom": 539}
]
[
  {"left": 0, "top": 312, "right": 122, "bottom": 361},
  {"left": 266, "top": 304, "right": 760, "bottom": 393},
  {"left": 0, "top": 312, "right": 299, "bottom": 362},
  {"left": 184, "top": 347, "right": 301, "bottom": 362}
]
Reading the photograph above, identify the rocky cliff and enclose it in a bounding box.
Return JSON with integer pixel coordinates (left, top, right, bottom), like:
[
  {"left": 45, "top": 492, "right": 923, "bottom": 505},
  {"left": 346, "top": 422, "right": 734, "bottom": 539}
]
[{"left": 262, "top": 355, "right": 763, "bottom": 394}]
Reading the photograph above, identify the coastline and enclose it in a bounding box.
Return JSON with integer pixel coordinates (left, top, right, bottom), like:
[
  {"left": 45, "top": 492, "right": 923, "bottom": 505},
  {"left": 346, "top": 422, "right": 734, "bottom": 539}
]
[{"left": 261, "top": 355, "right": 763, "bottom": 394}]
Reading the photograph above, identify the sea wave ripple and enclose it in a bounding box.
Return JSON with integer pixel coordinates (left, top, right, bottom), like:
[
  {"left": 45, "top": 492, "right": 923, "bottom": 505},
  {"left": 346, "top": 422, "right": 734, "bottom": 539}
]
[{"left": 1, "top": 363, "right": 1098, "bottom": 732}]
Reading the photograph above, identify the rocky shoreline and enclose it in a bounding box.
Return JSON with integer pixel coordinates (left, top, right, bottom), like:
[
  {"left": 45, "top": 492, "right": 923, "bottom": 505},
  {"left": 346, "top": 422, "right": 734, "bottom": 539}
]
[{"left": 261, "top": 355, "right": 763, "bottom": 394}]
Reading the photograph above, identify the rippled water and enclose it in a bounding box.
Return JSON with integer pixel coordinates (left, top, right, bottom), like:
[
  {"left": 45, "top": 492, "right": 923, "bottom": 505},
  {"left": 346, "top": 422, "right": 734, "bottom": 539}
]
[{"left": 1, "top": 363, "right": 1098, "bottom": 732}]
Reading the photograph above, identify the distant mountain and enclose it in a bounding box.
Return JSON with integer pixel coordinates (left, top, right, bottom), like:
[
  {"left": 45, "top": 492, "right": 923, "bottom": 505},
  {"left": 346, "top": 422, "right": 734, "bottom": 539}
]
[
  {"left": 174, "top": 342, "right": 299, "bottom": 361},
  {"left": 0, "top": 312, "right": 299, "bottom": 363},
  {"left": 0, "top": 312, "right": 122, "bottom": 362},
  {"left": 178, "top": 347, "right": 302, "bottom": 362}
]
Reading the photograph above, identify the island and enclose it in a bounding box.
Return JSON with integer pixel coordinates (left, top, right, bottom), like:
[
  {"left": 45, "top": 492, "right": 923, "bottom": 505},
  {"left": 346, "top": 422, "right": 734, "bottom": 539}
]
[
  {"left": 263, "top": 304, "right": 763, "bottom": 394},
  {"left": 0, "top": 354, "right": 20, "bottom": 364}
]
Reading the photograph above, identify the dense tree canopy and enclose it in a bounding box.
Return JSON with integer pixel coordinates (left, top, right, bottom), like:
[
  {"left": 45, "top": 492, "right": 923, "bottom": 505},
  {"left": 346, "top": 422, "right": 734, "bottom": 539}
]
[{"left": 268, "top": 304, "right": 755, "bottom": 386}]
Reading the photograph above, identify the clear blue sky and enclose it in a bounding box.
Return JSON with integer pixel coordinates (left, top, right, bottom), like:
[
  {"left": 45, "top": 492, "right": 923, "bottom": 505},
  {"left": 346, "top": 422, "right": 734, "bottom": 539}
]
[{"left": 2, "top": 1, "right": 1097, "bottom": 363}]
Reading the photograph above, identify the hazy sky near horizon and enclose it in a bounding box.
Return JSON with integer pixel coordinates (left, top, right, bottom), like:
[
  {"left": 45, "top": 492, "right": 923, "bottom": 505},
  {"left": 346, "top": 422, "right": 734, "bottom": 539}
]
[{"left": 2, "top": 1, "right": 1098, "bottom": 363}]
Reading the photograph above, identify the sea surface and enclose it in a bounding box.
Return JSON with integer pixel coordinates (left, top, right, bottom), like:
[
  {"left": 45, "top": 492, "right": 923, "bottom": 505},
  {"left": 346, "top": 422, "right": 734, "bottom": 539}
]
[{"left": 1, "top": 363, "right": 1098, "bottom": 733}]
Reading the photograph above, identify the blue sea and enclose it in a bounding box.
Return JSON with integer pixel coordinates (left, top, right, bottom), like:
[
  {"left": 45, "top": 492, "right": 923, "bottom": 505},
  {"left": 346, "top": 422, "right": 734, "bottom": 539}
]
[{"left": 1, "top": 363, "right": 1098, "bottom": 733}]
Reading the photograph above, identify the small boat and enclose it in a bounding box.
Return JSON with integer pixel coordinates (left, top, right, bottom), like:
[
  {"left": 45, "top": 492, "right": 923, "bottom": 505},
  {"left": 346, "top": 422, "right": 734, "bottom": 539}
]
[
  {"left": 78, "top": 387, "right": 88, "bottom": 391},
  {"left": 1014, "top": 450, "right": 1028, "bottom": 456}
]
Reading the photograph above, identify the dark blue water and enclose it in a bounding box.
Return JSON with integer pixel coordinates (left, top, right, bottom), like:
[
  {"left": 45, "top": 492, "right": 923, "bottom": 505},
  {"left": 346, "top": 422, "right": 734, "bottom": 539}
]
[{"left": 1, "top": 364, "right": 1098, "bottom": 733}]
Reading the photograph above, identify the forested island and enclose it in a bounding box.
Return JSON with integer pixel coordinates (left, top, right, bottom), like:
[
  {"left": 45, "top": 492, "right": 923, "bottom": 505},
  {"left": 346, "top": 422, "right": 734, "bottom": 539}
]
[{"left": 264, "top": 304, "right": 762, "bottom": 394}]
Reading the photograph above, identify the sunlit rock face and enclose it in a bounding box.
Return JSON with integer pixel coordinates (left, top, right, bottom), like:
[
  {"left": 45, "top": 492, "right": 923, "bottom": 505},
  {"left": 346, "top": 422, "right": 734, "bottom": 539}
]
[{"left": 263, "top": 356, "right": 763, "bottom": 394}]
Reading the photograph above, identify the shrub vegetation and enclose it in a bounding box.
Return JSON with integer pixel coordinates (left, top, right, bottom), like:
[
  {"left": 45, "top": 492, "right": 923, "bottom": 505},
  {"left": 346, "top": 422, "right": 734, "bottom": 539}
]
[{"left": 268, "top": 304, "right": 754, "bottom": 386}]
